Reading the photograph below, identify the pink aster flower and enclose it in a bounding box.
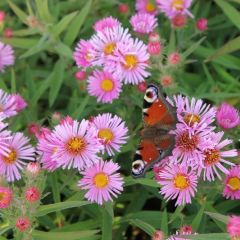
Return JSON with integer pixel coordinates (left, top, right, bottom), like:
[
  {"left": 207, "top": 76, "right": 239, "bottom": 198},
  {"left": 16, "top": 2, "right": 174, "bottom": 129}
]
[
  {"left": 106, "top": 38, "right": 150, "bottom": 85},
  {"left": 49, "top": 120, "right": 101, "bottom": 170},
  {"left": 0, "top": 186, "right": 12, "bottom": 208},
  {"left": 87, "top": 70, "right": 122, "bottom": 103},
  {"left": 158, "top": 165, "right": 198, "bottom": 206},
  {"left": 93, "top": 16, "right": 120, "bottom": 33},
  {"left": 0, "top": 120, "right": 11, "bottom": 155},
  {"left": 74, "top": 40, "right": 95, "bottom": 68},
  {"left": 0, "top": 42, "right": 15, "bottom": 72},
  {"left": 0, "top": 89, "right": 17, "bottom": 119},
  {"left": 90, "top": 26, "right": 132, "bottom": 66},
  {"left": 91, "top": 113, "right": 128, "bottom": 156},
  {"left": 11, "top": 94, "right": 27, "bottom": 112},
  {"left": 197, "top": 131, "right": 237, "bottom": 181},
  {"left": 0, "top": 132, "right": 35, "bottom": 182},
  {"left": 157, "top": 0, "right": 193, "bottom": 19},
  {"left": 216, "top": 102, "right": 240, "bottom": 129},
  {"left": 227, "top": 215, "right": 240, "bottom": 240},
  {"left": 130, "top": 13, "right": 158, "bottom": 35},
  {"left": 223, "top": 166, "right": 240, "bottom": 200},
  {"left": 78, "top": 159, "right": 124, "bottom": 205},
  {"left": 136, "top": 0, "right": 158, "bottom": 15}
]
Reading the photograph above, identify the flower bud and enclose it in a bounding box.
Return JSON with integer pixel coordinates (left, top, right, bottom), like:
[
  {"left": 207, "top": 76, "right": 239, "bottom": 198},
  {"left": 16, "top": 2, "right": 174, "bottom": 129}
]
[
  {"left": 118, "top": 3, "right": 129, "bottom": 14},
  {"left": 148, "top": 42, "right": 161, "bottom": 55},
  {"left": 26, "top": 162, "right": 41, "bottom": 175},
  {"left": 3, "top": 28, "right": 13, "bottom": 38},
  {"left": 171, "top": 14, "right": 187, "bottom": 28},
  {"left": 75, "top": 70, "right": 86, "bottom": 81},
  {"left": 161, "top": 75, "right": 173, "bottom": 87},
  {"left": 137, "top": 81, "right": 147, "bottom": 92},
  {"left": 25, "top": 187, "right": 41, "bottom": 202},
  {"left": 168, "top": 52, "right": 181, "bottom": 65},
  {"left": 196, "top": 18, "right": 208, "bottom": 31},
  {"left": 15, "top": 217, "right": 30, "bottom": 232},
  {"left": 152, "top": 230, "right": 164, "bottom": 240}
]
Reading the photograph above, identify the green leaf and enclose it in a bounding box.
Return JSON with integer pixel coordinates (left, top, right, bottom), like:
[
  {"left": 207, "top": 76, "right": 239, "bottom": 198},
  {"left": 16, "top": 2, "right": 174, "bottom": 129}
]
[
  {"left": 215, "top": 0, "right": 240, "bottom": 30},
  {"left": 124, "top": 176, "right": 159, "bottom": 188},
  {"left": 32, "top": 230, "right": 99, "bottom": 240},
  {"left": 192, "top": 203, "right": 206, "bottom": 231},
  {"left": 11, "top": 68, "right": 16, "bottom": 93},
  {"left": 161, "top": 209, "right": 168, "bottom": 235},
  {"left": 7, "top": 0, "right": 28, "bottom": 24},
  {"left": 0, "top": 37, "right": 39, "bottom": 49},
  {"left": 205, "top": 212, "right": 229, "bottom": 224},
  {"left": 205, "top": 36, "right": 240, "bottom": 62},
  {"left": 102, "top": 206, "right": 113, "bottom": 240},
  {"left": 36, "top": 201, "right": 89, "bottom": 217},
  {"left": 184, "top": 233, "right": 229, "bottom": 240},
  {"left": 54, "top": 41, "right": 73, "bottom": 59},
  {"left": 168, "top": 28, "right": 176, "bottom": 55},
  {"left": 130, "top": 219, "right": 156, "bottom": 236},
  {"left": 49, "top": 58, "right": 65, "bottom": 107},
  {"left": 35, "top": 0, "right": 53, "bottom": 23},
  {"left": 53, "top": 11, "right": 78, "bottom": 37},
  {"left": 182, "top": 37, "right": 206, "bottom": 59},
  {"left": 64, "top": 0, "right": 92, "bottom": 45},
  {"left": 72, "top": 95, "right": 90, "bottom": 119},
  {"left": 13, "top": 28, "right": 39, "bottom": 37}
]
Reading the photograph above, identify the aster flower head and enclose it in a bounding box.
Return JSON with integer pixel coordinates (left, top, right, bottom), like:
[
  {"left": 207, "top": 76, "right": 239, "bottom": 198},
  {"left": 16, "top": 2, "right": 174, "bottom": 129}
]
[
  {"left": 0, "top": 89, "right": 17, "bottom": 119},
  {"left": 227, "top": 215, "right": 240, "bottom": 240},
  {"left": 11, "top": 94, "right": 27, "bottom": 112},
  {"left": 216, "top": 102, "right": 240, "bottom": 129},
  {"left": 74, "top": 40, "right": 95, "bottom": 68},
  {"left": 197, "top": 131, "right": 237, "bottom": 181},
  {"left": 90, "top": 26, "right": 132, "bottom": 66},
  {"left": 0, "top": 132, "right": 35, "bottom": 182},
  {"left": 158, "top": 165, "right": 198, "bottom": 206},
  {"left": 92, "top": 113, "right": 128, "bottom": 156},
  {"left": 106, "top": 38, "right": 150, "bottom": 85},
  {"left": 0, "top": 120, "right": 11, "bottom": 155},
  {"left": 87, "top": 70, "right": 122, "bottom": 103},
  {"left": 0, "top": 41, "right": 15, "bottom": 72},
  {"left": 157, "top": 0, "right": 193, "bottom": 19},
  {"left": 93, "top": 16, "right": 120, "bottom": 33},
  {"left": 223, "top": 166, "right": 240, "bottom": 200},
  {"left": 136, "top": 0, "right": 158, "bottom": 15},
  {"left": 78, "top": 159, "right": 124, "bottom": 205},
  {"left": 0, "top": 186, "right": 12, "bottom": 208},
  {"left": 130, "top": 13, "right": 158, "bottom": 35},
  {"left": 49, "top": 119, "right": 102, "bottom": 170}
]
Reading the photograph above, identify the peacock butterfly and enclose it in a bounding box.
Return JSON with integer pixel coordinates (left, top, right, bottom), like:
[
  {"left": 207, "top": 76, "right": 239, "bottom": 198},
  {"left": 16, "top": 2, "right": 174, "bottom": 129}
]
[{"left": 132, "top": 84, "right": 177, "bottom": 178}]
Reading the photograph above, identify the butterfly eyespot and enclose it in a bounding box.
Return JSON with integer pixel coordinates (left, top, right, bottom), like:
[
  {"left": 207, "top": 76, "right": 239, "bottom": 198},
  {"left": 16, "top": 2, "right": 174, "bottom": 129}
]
[
  {"left": 146, "top": 92, "right": 153, "bottom": 98},
  {"left": 132, "top": 160, "right": 145, "bottom": 176}
]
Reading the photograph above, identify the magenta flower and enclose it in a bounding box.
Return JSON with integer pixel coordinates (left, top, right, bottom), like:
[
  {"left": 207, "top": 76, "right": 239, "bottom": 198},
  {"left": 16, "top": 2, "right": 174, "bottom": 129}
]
[
  {"left": 216, "top": 102, "right": 240, "bottom": 129},
  {"left": 156, "top": 0, "right": 193, "bottom": 19},
  {"left": 0, "top": 186, "right": 12, "bottom": 208},
  {"left": 130, "top": 13, "right": 158, "bottom": 35},
  {"left": 93, "top": 16, "right": 120, "bottom": 33},
  {"left": 0, "top": 41, "right": 15, "bottom": 72},
  {"left": 158, "top": 165, "right": 198, "bottom": 206},
  {"left": 227, "top": 215, "right": 240, "bottom": 240},
  {"left": 223, "top": 166, "right": 240, "bottom": 200},
  {"left": 92, "top": 113, "right": 128, "bottom": 156},
  {"left": 49, "top": 120, "right": 102, "bottom": 170},
  {"left": 78, "top": 159, "right": 124, "bottom": 205},
  {"left": 0, "top": 132, "right": 35, "bottom": 182},
  {"left": 11, "top": 94, "right": 27, "bottom": 112},
  {"left": 135, "top": 0, "right": 158, "bottom": 15},
  {"left": 74, "top": 40, "right": 95, "bottom": 68},
  {"left": 87, "top": 70, "right": 122, "bottom": 103},
  {"left": 197, "top": 131, "right": 237, "bottom": 181},
  {"left": 0, "top": 89, "right": 17, "bottom": 119}
]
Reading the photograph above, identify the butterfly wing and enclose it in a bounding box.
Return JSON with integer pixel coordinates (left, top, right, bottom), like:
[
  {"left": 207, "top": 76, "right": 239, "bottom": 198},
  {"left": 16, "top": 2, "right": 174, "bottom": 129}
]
[{"left": 132, "top": 84, "right": 177, "bottom": 178}]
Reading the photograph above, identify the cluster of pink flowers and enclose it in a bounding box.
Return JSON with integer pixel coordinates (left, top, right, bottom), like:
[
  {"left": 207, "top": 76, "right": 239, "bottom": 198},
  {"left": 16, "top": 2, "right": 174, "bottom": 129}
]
[
  {"left": 154, "top": 95, "right": 238, "bottom": 206},
  {"left": 74, "top": 16, "right": 150, "bottom": 103}
]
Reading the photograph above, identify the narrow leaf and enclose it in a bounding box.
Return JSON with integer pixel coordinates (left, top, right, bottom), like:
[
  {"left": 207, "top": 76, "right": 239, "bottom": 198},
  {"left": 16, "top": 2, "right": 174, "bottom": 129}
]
[
  {"left": 7, "top": 0, "right": 27, "bottom": 24},
  {"left": 192, "top": 203, "right": 206, "bottom": 231},
  {"left": 130, "top": 219, "right": 156, "bottom": 236},
  {"left": 205, "top": 212, "right": 229, "bottom": 224},
  {"left": 102, "top": 206, "right": 112, "bottom": 240},
  {"left": 183, "top": 37, "right": 206, "bottom": 59},
  {"left": 0, "top": 37, "right": 39, "bottom": 49}
]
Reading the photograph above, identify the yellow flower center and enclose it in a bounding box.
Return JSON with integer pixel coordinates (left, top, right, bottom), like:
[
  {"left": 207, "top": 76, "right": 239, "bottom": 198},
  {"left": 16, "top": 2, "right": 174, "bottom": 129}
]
[
  {"left": 174, "top": 174, "right": 189, "bottom": 190},
  {"left": 203, "top": 149, "right": 220, "bottom": 166},
  {"left": 101, "top": 79, "right": 114, "bottom": 92},
  {"left": 85, "top": 52, "right": 93, "bottom": 61},
  {"left": 98, "top": 128, "right": 114, "bottom": 144},
  {"left": 2, "top": 149, "right": 17, "bottom": 164},
  {"left": 93, "top": 172, "right": 109, "bottom": 188},
  {"left": 66, "top": 137, "right": 85, "bottom": 155},
  {"left": 177, "top": 131, "right": 199, "bottom": 153},
  {"left": 172, "top": 0, "right": 184, "bottom": 10},
  {"left": 184, "top": 114, "right": 201, "bottom": 126},
  {"left": 228, "top": 177, "right": 240, "bottom": 191},
  {"left": 146, "top": 2, "right": 156, "bottom": 12},
  {"left": 124, "top": 54, "right": 138, "bottom": 69},
  {"left": 104, "top": 42, "right": 116, "bottom": 55},
  {"left": 0, "top": 192, "right": 5, "bottom": 201}
]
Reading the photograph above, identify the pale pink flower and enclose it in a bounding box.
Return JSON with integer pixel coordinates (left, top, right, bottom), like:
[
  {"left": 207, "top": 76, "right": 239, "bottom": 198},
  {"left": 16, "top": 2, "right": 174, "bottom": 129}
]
[
  {"left": 196, "top": 18, "right": 208, "bottom": 31},
  {"left": 130, "top": 13, "right": 158, "bottom": 34},
  {"left": 25, "top": 186, "right": 41, "bottom": 202},
  {"left": 0, "top": 42, "right": 15, "bottom": 72},
  {"left": 227, "top": 215, "right": 240, "bottom": 239},
  {"left": 74, "top": 40, "right": 95, "bottom": 68},
  {"left": 149, "top": 32, "right": 160, "bottom": 42},
  {"left": 0, "top": 120, "right": 11, "bottom": 155},
  {"left": 158, "top": 165, "right": 198, "bottom": 206},
  {"left": 157, "top": 0, "right": 193, "bottom": 19},
  {"left": 87, "top": 70, "right": 122, "bottom": 103},
  {"left": 0, "top": 132, "right": 35, "bottom": 182},
  {"left": 15, "top": 217, "right": 30, "bottom": 232},
  {"left": 0, "top": 89, "right": 17, "bottom": 119},
  {"left": 11, "top": 94, "right": 27, "bottom": 112},
  {"left": 0, "top": 186, "right": 12, "bottom": 208},
  {"left": 197, "top": 131, "right": 237, "bottom": 181},
  {"left": 26, "top": 162, "right": 41, "bottom": 175},
  {"left": 93, "top": 16, "right": 120, "bottom": 32},
  {"left": 92, "top": 113, "right": 128, "bottom": 156},
  {"left": 136, "top": 0, "right": 158, "bottom": 15},
  {"left": 78, "top": 159, "right": 124, "bottom": 205},
  {"left": 216, "top": 102, "right": 240, "bottom": 129},
  {"left": 223, "top": 166, "right": 240, "bottom": 200}
]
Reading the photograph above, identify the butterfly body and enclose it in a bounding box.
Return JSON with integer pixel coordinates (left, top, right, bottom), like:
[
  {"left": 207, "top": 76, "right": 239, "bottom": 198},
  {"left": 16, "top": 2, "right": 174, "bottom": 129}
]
[{"left": 132, "top": 84, "right": 177, "bottom": 178}]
